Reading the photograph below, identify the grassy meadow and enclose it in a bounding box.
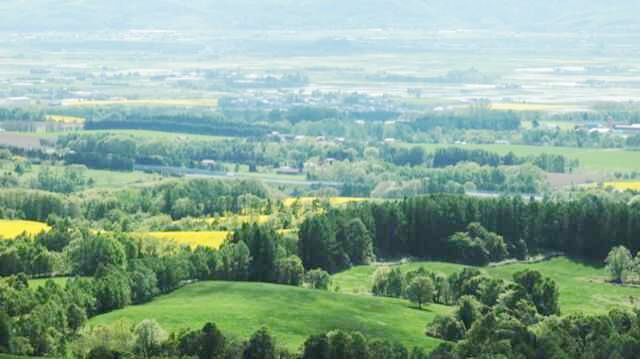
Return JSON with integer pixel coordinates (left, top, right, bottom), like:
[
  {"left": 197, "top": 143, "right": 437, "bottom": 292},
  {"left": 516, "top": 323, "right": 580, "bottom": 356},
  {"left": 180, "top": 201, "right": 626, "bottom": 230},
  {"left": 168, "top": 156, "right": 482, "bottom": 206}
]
[
  {"left": 332, "top": 257, "right": 640, "bottom": 315},
  {"left": 89, "top": 281, "right": 452, "bottom": 351},
  {"left": 27, "top": 276, "right": 72, "bottom": 289}
]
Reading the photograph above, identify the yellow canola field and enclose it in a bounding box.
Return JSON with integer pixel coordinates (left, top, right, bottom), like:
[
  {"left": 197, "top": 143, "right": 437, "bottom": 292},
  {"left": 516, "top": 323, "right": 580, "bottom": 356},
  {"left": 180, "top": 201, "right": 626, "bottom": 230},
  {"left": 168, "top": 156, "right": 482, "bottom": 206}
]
[
  {"left": 205, "top": 215, "right": 272, "bottom": 225},
  {"left": 45, "top": 115, "right": 86, "bottom": 124},
  {"left": 0, "top": 219, "right": 51, "bottom": 239},
  {"left": 282, "top": 197, "right": 369, "bottom": 207},
  {"left": 603, "top": 182, "right": 640, "bottom": 191},
  {"left": 140, "top": 228, "right": 298, "bottom": 249},
  {"left": 140, "top": 231, "right": 230, "bottom": 249},
  {"left": 63, "top": 98, "right": 218, "bottom": 107}
]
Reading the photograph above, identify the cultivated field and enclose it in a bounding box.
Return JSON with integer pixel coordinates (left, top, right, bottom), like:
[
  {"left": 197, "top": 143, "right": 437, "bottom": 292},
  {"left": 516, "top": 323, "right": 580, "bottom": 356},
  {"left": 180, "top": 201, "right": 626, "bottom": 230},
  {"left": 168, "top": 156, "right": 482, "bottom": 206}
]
[
  {"left": 603, "top": 181, "right": 640, "bottom": 191},
  {"left": 206, "top": 215, "right": 272, "bottom": 225},
  {"left": 138, "top": 231, "right": 230, "bottom": 249},
  {"left": 45, "top": 115, "right": 85, "bottom": 124},
  {"left": 0, "top": 219, "right": 50, "bottom": 239},
  {"left": 282, "top": 197, "right": 369, "bottom": 207},
  {"left": 332, "top": 257, "right": 639, "bottom": 315},
  {"left": 89, "top": 281, "right": 452, "bottom": 351}
]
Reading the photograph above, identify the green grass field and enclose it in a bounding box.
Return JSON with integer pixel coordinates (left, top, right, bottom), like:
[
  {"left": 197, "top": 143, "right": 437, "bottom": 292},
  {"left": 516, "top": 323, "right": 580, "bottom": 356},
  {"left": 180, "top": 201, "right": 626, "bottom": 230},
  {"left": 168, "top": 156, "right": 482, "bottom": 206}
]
[
  {"left": 400, "top": 143, "right": 640, "bottom": 171},
  {"left": 89, "top": 281, "right": 452, "bottom": 351},
  {"left": 333, "top": 257, "right": 640, "bottom": 315},
  {"left": 27, "top": 276, "right": 74, "bottom": 289},
  {"left": 10, "top": 130, "right": 230, "bottom": 142}
]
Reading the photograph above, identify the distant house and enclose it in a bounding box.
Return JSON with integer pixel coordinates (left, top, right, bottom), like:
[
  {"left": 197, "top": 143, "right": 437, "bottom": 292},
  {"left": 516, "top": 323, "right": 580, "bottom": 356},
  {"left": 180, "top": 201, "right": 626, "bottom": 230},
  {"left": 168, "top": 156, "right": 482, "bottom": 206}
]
[
  {"left": 323, "top": 158, "right": 337, "bottom": 165},
  {"left": 276, "top": 166, "right": 301, "bottom": 175},
  {"left": 201, "top": 159, "right": 217, "bottom": 170}
]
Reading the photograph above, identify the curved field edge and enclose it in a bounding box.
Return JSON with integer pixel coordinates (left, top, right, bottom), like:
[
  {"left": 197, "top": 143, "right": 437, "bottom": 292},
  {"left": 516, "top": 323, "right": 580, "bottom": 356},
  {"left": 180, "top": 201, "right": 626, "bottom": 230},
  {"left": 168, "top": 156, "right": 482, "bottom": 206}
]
[
  {"left": 0, "top": 219, "right": 50, "bottom": 239},
  {"left": 332, "top": 257, "right": 640, "bottom": 315},
  {"left": 88, "top": 281, "right": 451, "bottom": 351}
]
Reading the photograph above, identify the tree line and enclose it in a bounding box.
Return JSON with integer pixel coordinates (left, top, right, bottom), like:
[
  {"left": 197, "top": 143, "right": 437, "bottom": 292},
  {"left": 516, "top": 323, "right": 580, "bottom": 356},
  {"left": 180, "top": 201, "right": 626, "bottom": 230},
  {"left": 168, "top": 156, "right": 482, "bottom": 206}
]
[
  {"left": 432, "top": 147, "right": 578, "bottom": 173},
  {"left": 299, "top": 193, "right": 640, "bottom": 272}
]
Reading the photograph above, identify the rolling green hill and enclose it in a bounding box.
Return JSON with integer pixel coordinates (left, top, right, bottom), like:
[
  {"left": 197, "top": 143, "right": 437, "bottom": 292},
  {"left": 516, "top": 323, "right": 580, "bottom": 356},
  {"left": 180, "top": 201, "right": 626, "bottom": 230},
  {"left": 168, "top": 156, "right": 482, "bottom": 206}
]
[
  {"left": 89, "top": 281, "right": 453, "bottom": 351},
  {"left": 333, "top": 257, "right": 640, "bottom": 315}
]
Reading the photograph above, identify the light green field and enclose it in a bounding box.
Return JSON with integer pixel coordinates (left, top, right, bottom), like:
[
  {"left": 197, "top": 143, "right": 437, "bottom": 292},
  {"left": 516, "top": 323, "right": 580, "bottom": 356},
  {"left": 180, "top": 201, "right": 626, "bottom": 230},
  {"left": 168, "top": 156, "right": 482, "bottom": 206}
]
[
  {"left": 402, "top": 143, "right": 640, "bottom": 171},
  {"left": 25, "top": 164, "right": 162, "bottom": 189},
  {"left": 27, "top": 276, "right": 73, "bottom": 289},
  {"left": 89, "top": 281, "right": 453, "bottom": 351},
  {"left": 333, "top": 257, "right": 640, "bottom": 315},
  {"left": 18, "top": 130, "right": 231, "bottom": 142}
]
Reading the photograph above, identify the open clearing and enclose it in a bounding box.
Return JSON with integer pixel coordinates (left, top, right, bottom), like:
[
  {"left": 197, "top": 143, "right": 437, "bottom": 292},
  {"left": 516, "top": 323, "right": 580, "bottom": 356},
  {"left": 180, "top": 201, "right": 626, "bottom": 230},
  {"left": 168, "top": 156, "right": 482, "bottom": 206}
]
[
  {"left": 0, "top": 219, "right": 50, "bottom": 239},
  {"left": 333, "top": 257, "right": 640, "bottom": 315},
  {"left": 89, "top": 281, "right": 451, "bottom": 351}
]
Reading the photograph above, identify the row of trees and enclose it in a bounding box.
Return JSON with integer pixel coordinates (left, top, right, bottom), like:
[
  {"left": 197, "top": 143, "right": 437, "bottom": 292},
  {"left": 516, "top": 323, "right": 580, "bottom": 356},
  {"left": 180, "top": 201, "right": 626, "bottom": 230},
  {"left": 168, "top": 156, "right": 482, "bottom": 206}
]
[
  {"left": 0, "top": 178, "right": 273, "bottom": 223},
  {"left": 84, "top": 110, "right": 270, "bottom": 138},
  {"left": 432, "top": 147, "right": 578, "bottom": 173},
  {"left": 300, "top": 193, "right": 640, "bottom": 271}
]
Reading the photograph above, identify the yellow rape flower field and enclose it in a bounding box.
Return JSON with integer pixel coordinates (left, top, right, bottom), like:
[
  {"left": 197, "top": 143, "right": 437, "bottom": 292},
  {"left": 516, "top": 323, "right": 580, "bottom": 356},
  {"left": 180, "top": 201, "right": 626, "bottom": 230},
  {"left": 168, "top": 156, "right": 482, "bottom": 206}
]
[
  {"left": 140, "top": 228, "right": 298, "bottom": 249},
  {"left": 140, "top": 231, "right": 230, "bottom": 249},
  {"left": 282, "top": 197, "right": 369, "bottom": 207},
  {"left": 0, "top": 219, "right": 51, "bottom": 239},
  {"left": 205, "top": 215, "right": 272, "bottom": 225},
  {"left": 45, "top": 114, "right": 86, "bottom": 124},
  {"left": 603, "top": 182, "right": 640, "bottom": 191}
]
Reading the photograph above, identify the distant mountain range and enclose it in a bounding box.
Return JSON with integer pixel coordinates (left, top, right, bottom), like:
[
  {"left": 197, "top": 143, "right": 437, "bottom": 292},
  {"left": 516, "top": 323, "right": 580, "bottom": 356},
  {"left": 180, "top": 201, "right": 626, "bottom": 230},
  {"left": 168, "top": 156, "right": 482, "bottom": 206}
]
[{"left": 1, "top": 0, "right": 639, "bottom": 33}]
